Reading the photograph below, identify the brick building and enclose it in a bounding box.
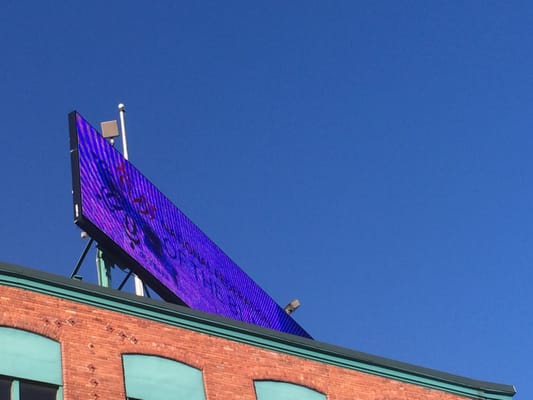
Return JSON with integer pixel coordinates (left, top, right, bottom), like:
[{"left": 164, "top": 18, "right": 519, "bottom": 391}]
[{"left": 0, "top": 261, "right": 515, "bottom": 400}]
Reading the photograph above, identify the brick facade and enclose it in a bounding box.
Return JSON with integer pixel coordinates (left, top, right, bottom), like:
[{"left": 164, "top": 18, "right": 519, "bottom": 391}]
[{"left": 0, "top": 281, "right": 501, "bottom": 400}]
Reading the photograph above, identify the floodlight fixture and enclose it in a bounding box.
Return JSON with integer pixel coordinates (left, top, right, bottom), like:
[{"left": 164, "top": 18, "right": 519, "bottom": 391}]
[
  {"left": 284, "top": 299, "right": 301, "bottom": 315},
  {"left": 101, "top": 120, "right": 119, "bottom": 139}
]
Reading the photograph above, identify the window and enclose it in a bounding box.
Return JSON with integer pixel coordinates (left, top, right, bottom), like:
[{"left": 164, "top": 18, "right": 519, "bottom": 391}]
[
  {"left": 254, "top": 381, "right": 326, "bottom": 400},
  {"left": 0, "top": 327, "right": 62, "bottom": 400},
  {"left": 122, "top": 354, "right": 205, "bottom": 400},
  {"left": 0, "top": 376, "right": 58, "bottom": 400},
  {"left": 0, "top": 376, "right": 11, "bottom": 399}
]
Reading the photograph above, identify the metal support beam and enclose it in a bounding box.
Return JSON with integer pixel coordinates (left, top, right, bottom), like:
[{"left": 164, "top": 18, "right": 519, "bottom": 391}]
[
  {"left": 96, "top": 247, "right": 112, "bottom": 288},
  {"left": 117, "top": 270, "right": 133, "bottom": 291},
  {"left": 70, "top": 238, "right": 94, "bottom": 279}
]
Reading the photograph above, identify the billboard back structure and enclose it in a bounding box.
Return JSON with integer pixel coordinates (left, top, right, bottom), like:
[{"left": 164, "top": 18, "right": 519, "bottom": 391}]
[{"left": 69, "top": 111, "right": 311, "bottom": 338}]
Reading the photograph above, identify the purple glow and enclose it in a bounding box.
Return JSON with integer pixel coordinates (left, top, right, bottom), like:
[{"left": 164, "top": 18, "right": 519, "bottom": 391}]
[{"left": 69, "top": 111, "right": 311, "bottom": 338}]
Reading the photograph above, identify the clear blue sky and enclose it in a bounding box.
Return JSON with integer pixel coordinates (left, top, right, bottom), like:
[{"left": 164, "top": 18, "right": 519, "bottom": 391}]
[{"left": 0, "top": 1, "right": 529, "bottom": 397}]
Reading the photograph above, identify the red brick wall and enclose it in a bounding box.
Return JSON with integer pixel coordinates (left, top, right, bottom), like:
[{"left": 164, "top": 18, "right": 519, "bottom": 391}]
[{"left": 0, "top": 286, "right": 468, "bottom": 400}]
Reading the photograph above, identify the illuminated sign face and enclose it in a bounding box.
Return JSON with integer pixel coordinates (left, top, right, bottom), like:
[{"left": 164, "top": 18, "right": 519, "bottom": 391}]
[{"left": 69, "top": 111, "right": 311, "bottom": 338}]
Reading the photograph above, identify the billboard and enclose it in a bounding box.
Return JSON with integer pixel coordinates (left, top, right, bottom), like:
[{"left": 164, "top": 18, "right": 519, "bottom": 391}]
[{"left": 69, "top": 111, "right": 311, "bottom": 338}]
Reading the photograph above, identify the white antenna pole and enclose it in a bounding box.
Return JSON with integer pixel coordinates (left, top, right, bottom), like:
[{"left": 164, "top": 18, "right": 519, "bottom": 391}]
[
  {"left": 118, "top": 103, "right": 129, "bottom": 159},
  {"left": 118, "top": 103, "right": 145, "bottom": 297}
]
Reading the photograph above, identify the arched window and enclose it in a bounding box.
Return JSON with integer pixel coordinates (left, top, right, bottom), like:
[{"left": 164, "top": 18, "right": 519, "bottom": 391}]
[
  {"left": 0, "top": 327, "right": 62, "bottom": 400},
  {"left": 254, "top": 380, "right": 326, "bottom": 400},
  {"left": 122, "top": 354, "right": 206, "bottom": 400}
]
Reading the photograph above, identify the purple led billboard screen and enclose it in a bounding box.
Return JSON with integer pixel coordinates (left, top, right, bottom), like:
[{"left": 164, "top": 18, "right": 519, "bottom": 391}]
[{"left": 69, "top": 111, "right": 311, "bottom": 338}]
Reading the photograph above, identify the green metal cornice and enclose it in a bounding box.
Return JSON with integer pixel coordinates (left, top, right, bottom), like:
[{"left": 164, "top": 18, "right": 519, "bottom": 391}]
[{"left": 0, "top": 262, "right": 516, "bottom": 400}]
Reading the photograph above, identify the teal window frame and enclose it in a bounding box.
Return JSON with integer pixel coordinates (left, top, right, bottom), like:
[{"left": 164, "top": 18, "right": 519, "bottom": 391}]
[
  {"left": 254, "top": 380, "right": 326, "bottom": 400},
  {"left": 122, "top": 354, "right": 206, "bottom": 400},
  {"left": 0, "top": 327, "right": 63, "bottom": 400}
]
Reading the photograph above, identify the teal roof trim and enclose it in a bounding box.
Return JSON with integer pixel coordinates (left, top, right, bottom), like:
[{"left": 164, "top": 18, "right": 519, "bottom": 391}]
[{"left": 0, "top": 262, "right": 516, "bottom": 400}]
